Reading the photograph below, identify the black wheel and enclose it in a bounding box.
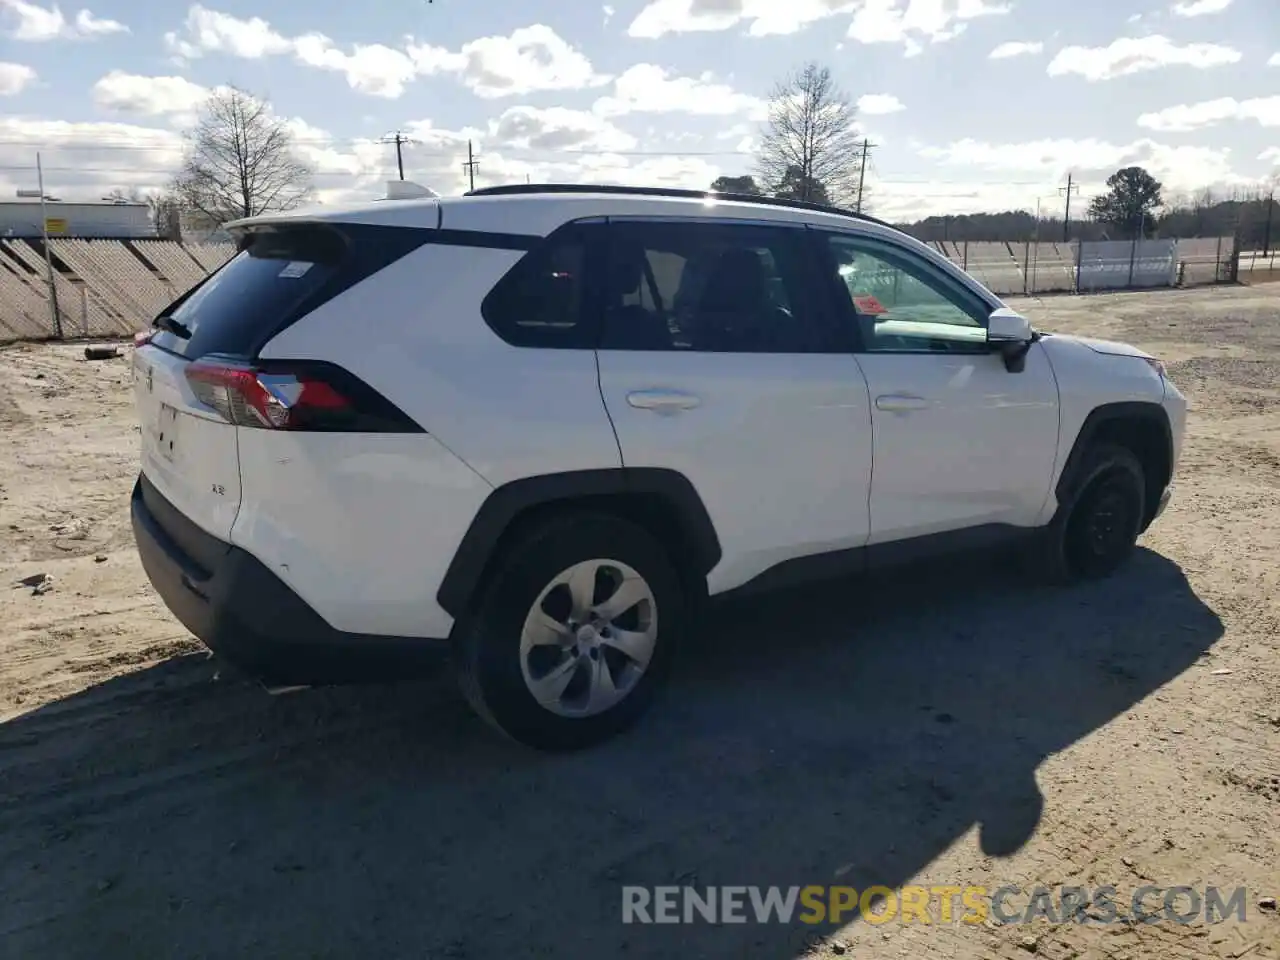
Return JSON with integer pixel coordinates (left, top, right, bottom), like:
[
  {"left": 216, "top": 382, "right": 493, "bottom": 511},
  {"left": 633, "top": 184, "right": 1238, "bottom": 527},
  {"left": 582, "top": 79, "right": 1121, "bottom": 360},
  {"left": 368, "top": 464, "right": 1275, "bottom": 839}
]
[
  {"left": 1033, "top": 444, "right": 1146, "bottom": 584},
  {"left": 454, "top": 512, "right": 685, "bottom": 751}
]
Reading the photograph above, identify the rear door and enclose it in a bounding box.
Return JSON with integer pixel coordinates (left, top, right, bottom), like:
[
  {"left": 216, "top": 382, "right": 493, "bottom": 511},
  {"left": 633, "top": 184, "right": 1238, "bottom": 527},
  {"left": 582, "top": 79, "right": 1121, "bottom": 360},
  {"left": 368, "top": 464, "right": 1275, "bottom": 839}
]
[
  {"left": 594, "top": 217, "right": 874, "bottom": 594},
  {"left": 132, "top": 222, "right": 363, "bottom": 540}
]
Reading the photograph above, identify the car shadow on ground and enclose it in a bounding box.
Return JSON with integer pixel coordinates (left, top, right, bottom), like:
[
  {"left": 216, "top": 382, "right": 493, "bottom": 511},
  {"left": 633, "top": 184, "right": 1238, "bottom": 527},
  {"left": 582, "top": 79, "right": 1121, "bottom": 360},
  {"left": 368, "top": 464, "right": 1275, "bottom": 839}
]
[{"left": 0, "top": 548, "right": 1221, "bottom": 960}]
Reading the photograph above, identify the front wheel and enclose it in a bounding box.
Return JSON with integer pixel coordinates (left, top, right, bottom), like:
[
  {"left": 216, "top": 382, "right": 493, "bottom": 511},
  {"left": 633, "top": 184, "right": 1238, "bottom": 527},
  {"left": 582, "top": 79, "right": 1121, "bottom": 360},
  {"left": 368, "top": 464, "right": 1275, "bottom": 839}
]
[
  {"left": 1032, "top": 443, "right": 1147, "bottom": 583},
  {"left": 454, "top": 512, "right": 685, "bottom": 751}
]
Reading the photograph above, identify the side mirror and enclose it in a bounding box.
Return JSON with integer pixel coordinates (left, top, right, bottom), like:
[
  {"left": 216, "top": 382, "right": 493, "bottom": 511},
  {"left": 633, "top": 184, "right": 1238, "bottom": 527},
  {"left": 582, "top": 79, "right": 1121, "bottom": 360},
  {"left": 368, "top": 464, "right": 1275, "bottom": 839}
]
[
  {"left": 987, "top": 308, "right": 1033, "bottom": 344},
  {"left": 987, "top": 308, "right": 1036, "bottom": 373}
]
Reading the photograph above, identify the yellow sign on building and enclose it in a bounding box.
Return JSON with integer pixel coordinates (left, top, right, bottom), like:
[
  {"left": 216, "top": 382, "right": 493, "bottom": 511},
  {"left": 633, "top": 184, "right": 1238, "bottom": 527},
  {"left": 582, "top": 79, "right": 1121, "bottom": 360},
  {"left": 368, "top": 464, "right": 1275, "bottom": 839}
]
[{"left": 44, "top": 217, "right": 68, "bottom": 234}]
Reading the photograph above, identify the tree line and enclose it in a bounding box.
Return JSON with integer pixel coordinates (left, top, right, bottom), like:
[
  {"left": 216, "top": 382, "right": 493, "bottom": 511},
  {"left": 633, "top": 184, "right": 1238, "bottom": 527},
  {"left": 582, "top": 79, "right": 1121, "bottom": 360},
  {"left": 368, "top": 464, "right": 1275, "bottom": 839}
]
[{"left": 124, "top": 67, "right": 1276, "bottom": 250}]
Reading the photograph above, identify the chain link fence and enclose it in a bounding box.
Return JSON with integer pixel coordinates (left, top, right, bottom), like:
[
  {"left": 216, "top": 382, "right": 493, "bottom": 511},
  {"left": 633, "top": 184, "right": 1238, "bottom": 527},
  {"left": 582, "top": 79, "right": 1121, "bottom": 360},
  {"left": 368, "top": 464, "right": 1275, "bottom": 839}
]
[
  {"left": 923, "top": 237, "right": 1238, "bottom": 298},
  {"left": 0, "top": 238, "right": 234, "bottom": 343}
]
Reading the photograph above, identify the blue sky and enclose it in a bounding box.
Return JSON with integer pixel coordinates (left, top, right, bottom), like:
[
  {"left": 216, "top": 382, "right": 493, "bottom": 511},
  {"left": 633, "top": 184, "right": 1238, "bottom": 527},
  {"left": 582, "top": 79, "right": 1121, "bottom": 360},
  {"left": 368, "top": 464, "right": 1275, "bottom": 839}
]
[{"left": 1, "top": 0, "right": 1277, "bottom": 220}]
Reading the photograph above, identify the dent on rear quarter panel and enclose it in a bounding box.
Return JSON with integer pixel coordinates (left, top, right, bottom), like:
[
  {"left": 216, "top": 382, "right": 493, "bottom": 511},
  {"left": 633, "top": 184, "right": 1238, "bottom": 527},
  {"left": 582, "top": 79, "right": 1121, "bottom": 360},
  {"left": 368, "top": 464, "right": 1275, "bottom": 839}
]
[
  {"left": 230, "top": 430, "right": 491, "bottom": 639},
  {"left": 258, "top": 237, "right": 623, "bottom": 488}
]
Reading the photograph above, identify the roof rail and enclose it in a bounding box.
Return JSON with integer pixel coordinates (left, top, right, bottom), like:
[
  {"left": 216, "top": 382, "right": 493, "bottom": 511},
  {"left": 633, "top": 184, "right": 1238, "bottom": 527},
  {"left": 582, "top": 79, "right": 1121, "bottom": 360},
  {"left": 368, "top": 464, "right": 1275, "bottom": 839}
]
[{"left": 464, "top": 183, "right": 894, "bottom": 229}]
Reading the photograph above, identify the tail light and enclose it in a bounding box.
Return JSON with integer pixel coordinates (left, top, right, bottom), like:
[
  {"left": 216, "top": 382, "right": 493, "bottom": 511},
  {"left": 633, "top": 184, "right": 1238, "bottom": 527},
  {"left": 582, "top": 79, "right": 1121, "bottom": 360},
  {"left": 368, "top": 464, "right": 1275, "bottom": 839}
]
[
  {"left": 183, "top": 358, "right": 422, "bottom": 433},
  {"left": 134, "top": 329, "right": 155, "bottom": 347}
]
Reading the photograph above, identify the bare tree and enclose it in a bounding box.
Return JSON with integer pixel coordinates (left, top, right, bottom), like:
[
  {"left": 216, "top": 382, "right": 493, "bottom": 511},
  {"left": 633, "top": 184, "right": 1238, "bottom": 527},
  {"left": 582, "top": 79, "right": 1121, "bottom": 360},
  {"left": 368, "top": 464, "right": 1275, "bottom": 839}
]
[
  {"left": 103, "top": 187, "right": 184, "bottom": 239},
  {"left": 173, "top": 86, "right": 313, "bottom": 227},
  {"left": 757, "top": 62, "right": 864, "bottom": 208}
]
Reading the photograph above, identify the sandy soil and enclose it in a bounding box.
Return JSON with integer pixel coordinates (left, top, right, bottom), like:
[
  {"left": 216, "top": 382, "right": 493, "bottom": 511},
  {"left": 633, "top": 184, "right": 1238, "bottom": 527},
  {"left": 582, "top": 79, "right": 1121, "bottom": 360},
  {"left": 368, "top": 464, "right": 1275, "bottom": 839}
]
[{"left": 1, "top": 285, "right": 1277, "bottom": 960}]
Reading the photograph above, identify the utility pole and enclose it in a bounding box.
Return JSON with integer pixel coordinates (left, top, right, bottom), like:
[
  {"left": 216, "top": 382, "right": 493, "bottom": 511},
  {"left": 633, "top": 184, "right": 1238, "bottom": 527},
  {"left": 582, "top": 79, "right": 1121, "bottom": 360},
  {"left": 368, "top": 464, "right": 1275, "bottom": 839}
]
[
  {"left": 379, "top": 131, "right": 414, "bottom": 181},
  {"left": 1261, "top": 187, "right": 1274, "bottom": 255},
  {"left": 1060, "top": 173, "right": 1079, "bottom": 242},
  {"left": 855, "top": 139, "right": 871, "bottom": 213},
  {"left": 34, "top": 153, "right": 61, "bottom": 338},
  {"left": 462, "top": 140, "right": 479, "bottom": 192}
]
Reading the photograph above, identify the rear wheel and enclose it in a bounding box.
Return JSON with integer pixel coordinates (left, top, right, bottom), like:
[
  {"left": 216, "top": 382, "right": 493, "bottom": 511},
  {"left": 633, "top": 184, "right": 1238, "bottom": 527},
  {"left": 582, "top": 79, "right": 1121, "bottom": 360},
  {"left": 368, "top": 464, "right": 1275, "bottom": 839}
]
[
  {"left": 455, "top": 512, "right": 684, "bottom": 750},
  {"left": 1033, "top": 444, "right": 1147, "bottom": 583}
]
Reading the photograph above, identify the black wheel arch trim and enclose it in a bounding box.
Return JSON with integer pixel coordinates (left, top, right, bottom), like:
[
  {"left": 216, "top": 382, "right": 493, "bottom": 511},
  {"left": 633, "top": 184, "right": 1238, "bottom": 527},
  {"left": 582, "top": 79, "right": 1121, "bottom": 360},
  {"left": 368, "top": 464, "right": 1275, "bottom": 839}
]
[
  {"left": 436, "top": 467, "right": 721, "bottom": 619},
  {"left": 1054, "top": 400, "right": 1173, "bottom": 505}
]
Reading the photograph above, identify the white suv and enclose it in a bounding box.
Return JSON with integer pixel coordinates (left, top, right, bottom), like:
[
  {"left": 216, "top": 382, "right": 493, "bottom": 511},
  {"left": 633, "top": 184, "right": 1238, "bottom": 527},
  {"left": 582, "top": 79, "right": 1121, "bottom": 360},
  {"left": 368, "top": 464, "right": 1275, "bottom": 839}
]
[{"left": 130, "top": 183, "right": 1187, "bottom": 750}]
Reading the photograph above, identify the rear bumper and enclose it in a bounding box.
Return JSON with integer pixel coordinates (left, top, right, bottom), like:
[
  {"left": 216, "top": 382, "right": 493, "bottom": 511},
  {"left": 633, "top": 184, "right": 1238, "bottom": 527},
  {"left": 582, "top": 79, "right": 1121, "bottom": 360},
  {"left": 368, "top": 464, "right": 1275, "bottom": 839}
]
[{"left": 131, "top": 475, "right": 450, "bottom": 686}]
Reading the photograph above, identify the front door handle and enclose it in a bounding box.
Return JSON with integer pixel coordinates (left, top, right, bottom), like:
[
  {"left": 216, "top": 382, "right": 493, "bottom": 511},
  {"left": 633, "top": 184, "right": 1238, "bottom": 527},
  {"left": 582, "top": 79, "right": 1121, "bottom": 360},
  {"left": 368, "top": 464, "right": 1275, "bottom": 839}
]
[
  {"left": 875, "top": 394, "right": 931, "bottom": 412},
  {"left": 626, "top": 389, "right": 701, "bottom": 412}
]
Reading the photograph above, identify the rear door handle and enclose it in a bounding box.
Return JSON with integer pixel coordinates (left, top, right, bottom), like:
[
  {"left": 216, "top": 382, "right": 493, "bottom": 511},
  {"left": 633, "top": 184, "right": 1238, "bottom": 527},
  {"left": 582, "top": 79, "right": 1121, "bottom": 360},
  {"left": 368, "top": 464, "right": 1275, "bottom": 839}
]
[
  {"left": 875, "top": 394, "right": 931, "bottom": 412},
  {"left": 626, "top": 389, "right": 701, "bottom": 412}
]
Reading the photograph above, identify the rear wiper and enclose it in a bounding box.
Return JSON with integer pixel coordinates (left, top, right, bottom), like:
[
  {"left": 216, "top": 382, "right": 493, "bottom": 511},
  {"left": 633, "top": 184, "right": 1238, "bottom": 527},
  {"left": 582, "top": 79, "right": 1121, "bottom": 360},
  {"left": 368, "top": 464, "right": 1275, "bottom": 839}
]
[{"left": 153, "top": 314, "right": 192, "bottom": 339}]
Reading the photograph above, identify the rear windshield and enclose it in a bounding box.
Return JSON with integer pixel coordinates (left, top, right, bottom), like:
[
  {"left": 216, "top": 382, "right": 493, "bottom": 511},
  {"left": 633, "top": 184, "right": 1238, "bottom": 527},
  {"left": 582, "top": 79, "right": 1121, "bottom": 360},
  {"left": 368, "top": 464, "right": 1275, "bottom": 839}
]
[
  {"left": 150, "top": 225, "right": 347, "bottom": 360},
  {"left": 148, "top": 222, "right": 431, "bottom": 360}
]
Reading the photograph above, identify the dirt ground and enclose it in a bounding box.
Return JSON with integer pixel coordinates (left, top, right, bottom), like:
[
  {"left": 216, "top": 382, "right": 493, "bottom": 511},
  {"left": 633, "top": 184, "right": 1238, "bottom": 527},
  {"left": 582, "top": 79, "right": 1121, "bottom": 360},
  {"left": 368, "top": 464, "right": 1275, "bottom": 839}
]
[{"left": 1, "top": 284, "right": 1277, "bottom": 960}]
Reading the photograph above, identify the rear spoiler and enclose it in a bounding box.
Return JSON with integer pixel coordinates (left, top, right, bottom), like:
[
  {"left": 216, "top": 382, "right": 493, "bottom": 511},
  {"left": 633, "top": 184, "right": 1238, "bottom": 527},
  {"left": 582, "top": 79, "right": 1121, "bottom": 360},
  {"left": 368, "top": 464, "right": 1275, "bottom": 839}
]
[{"left": 223, "top": 181, "right": 441, "bottom": 236}]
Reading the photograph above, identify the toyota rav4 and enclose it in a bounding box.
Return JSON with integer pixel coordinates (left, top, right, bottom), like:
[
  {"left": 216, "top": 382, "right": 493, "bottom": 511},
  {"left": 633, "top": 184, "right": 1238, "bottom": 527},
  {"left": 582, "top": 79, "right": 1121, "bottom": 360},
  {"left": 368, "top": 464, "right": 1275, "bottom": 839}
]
[{"left": 130, "top": 183, "right": 1187, "bottom": 750}]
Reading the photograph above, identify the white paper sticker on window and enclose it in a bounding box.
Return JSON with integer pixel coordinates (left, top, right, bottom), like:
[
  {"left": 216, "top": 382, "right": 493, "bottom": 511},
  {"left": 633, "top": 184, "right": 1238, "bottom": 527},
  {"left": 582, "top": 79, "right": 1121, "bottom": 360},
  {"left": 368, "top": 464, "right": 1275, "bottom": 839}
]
[{"left": 278, "top": 261, "right": 313, "bottom": 279}]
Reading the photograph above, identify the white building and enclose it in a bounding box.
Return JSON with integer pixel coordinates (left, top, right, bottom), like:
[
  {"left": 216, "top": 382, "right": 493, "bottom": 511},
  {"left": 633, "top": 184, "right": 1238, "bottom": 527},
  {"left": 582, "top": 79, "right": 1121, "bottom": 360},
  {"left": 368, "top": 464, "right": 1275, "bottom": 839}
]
[{"left": 0, "top": 198, "right": 153, "bottom": 239}]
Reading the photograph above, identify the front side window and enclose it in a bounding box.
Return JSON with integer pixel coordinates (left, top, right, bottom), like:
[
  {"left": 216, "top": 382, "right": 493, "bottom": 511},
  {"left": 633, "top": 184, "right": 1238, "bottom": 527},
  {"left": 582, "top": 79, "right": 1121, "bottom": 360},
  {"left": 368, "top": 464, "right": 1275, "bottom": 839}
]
[
  {"left": 600, "top": 221, "right": 832, "bottom": 353},
  {"left": 825, "top": 235, "right": 991, "bottom": 353}
]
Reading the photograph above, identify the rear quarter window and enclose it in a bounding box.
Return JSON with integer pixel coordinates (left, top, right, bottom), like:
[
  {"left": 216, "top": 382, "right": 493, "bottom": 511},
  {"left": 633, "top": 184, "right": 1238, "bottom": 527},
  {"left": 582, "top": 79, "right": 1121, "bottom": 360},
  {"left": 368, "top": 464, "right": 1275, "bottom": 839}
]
[{"left": 481, "top": 224, "right": 598, "bottom": 349}]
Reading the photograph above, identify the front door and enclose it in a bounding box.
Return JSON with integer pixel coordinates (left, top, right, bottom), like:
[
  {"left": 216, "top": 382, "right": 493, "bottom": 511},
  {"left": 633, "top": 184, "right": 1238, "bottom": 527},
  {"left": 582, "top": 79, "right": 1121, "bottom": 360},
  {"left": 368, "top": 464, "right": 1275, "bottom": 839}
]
[{"left": 816, "top": 231, "right": 1060, "bottom": 546}]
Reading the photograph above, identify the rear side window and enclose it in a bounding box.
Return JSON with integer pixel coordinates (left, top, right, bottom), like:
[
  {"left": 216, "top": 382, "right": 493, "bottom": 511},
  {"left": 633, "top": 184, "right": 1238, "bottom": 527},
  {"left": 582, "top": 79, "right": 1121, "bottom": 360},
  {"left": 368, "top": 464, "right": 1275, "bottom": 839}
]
[
  {"left": 481, "top": 225, "right": 596, "bottom": 349},
  {"left": 150, "top": 223, "right": 428, "bottom": 359},
  {"left": 600, "top": 220, "right": 834, "bottom": 353}
]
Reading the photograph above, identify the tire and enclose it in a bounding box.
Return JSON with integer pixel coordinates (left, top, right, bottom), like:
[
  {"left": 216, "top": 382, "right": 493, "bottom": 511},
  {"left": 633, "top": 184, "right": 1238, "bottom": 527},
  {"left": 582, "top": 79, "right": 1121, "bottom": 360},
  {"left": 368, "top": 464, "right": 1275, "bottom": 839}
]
[
  {"left": 1032, "top": 443, "right": 1147, "bottom": 584},
  {"left": 454, "top": 511, "right": 685, "bottom": 751}
]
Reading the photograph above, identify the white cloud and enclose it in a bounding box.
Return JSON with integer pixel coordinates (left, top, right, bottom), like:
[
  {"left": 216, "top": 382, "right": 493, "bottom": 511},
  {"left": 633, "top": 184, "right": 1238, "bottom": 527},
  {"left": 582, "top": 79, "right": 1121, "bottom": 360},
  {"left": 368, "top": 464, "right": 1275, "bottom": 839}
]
[
  {"left": 603, "top": 4, "right": 615, "bottom": 25},
  {"left": 593, "top": 64, "right": 765, "bottom": 118},
  {"left": 1269, "top": 52, "right": 1280, "bottom": 67},
  {"left": 626, "top": 0, "right": 1006, "bottom": 43},
  {"left": 1138, "top": 96, "right": 1280, "bottom": 132},
  {"left": 1047, "top": 35, "right": 1241, "bottom": 81},
  {"left": 628, "top": 0, "right": 727, "bottom": 38},
  {"left": 572, "top": 152, "right": 723, "bottom": 190},
  {"left": 1260, "top": 147, "right": 1280, "bottom": 165},
  {"left": 919, "top": 135, "right": 1243, "bottom": 193},
  {"left": 411, "top": 24, "right": 609, "bottom": 98},
  {"left": 486, "top": 106, "right": 637, "bottom": 152},
  {"left": 857, "top": 93, "right": 905, "bottom": 115},
  {"left": 1171, "top": 0, "right": 1232, "bottom": 16},
  {"left": 71, "top": 7, "right": 122, "bottom": 34},
  {"left": 0, "top": 118, "right": 183, "bottom": 203},
  {"left": 0, "top": 110, "right": 410, "bottom": 210},
  {"left": 989, "top": 40, "right": 1043, "bottom": 59},
  {"left": 165, "top": 7, "right": 607, "bottom": 100},
  {"left": 0, "top": 0, "right": 126, "bottom": 40},
  {"left": 293, "top": 36, "right": 420, "bottom": 98},
  {"left": 0, "top": 61, "right": 36, "bottom": 94},
  {"left": 164, "top": 5, "right": 290, "bottom": 59},
  {"left": 848, "top": 0, "right": 1011, "bottom": 54},
  {"left": 92, "top": 70, "right": 212, "bottom": 122}
]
